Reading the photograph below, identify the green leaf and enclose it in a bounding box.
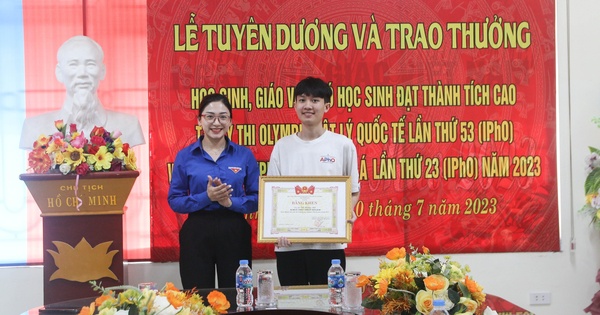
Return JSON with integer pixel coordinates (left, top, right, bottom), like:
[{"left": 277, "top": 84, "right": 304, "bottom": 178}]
[
  {"left": 449, "top": 302, "right": 465, "bottom": 315},
  {"left": 431, "top": 259, "right": 443, "bottom": 274},
  {"left": 105, "top": 285, "right": 142, "bottom": 293},
  {"left": 585, "top": 167, "right": 600, "bottom": 195},
  {"left": 414, "top": 277, "right": 425, "bottom": 290},
  {"left": 128, "top": 304, "right": 138, "bottom": 315},
  {"left": 448, "top": 289, "right": 460, "bottom": 304},
  {"left": 457, "top": 281, "right": 471, "bottom": 299},
  {"left": 589, "top": 146, "right": 600, "bottom": 154},
  {"left": 361, "top": 297, "right": 383, "bottom": 310},
  {"left": 387, "top": 289, "right": 403, "bottom": 300}
]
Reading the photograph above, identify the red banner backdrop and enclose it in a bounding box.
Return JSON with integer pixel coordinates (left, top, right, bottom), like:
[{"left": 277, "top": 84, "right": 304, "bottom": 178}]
[{"left": 147, "top": 0, "right": 558, "bottom": 261}]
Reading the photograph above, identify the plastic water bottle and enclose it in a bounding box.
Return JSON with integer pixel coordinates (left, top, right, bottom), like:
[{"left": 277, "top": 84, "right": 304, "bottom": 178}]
[
  {"left": 327, "top": 259, "right": 345, "bottom": 307},
  {"left": 430, "top": 300, "right": 450, "bottom": 315},
  {"left": 236, "top": 260, "right": 253, "bottom": 307}
]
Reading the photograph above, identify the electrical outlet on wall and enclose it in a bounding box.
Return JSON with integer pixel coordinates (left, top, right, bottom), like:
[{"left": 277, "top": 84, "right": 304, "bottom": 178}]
[{"left": 529, "top": 292, "right": 551, "bottom": 305}]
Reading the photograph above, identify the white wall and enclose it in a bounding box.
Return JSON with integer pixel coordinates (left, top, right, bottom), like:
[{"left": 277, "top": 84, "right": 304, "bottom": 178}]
[{"left": 4, "top": 1, "right": 600, "bottom": 314}]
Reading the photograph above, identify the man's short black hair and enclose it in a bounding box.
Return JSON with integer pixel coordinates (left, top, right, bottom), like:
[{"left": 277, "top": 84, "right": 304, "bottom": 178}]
[{"left": 294, "top": 77, "right": 332, "bottom": 103}]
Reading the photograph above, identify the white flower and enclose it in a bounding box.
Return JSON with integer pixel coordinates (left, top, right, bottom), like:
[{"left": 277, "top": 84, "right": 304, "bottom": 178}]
[
  {"left": 49, "top": 152, "right": 57, "bottom": 169},
  {"left": 483, "top": 306, "right": 499, "bottom": 315},
  {"left": 586, "top": 165, "right": 594, "bottom": 174},
  {"left": 586, "top": 153, "right": 600, "bottom": 165},
  {"left": 585, "top": 153, "right": 600, "bottom": 174},
  {"left": 59, "top": 163, "right": 71, "bottom": 175},
  {"left": 152, "top": 295, "right": 180, "bottom": 315},
  {"left": 592, "top": 195, "right": 600, "bottom": 209},
  {"left": 594, "top": 157, "right": 600, "bottom": 169}
]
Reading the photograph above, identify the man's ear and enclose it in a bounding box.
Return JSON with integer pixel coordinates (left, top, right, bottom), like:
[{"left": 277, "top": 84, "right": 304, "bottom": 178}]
[
  {"left": 55, "top": 64, "right": 64, "bottom": 83},
  {"left": 324, "top": 102, "right": 331, "bottom": 112}
]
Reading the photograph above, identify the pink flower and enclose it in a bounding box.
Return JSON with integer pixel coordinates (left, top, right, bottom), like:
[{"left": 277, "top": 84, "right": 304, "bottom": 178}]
[
  {"left": 53, "top": 132, "right": 64, "bottom": 140},
  {"left": 71, "top": 134, "right": 88, "bottom": 149},
  {"left": 70, "top": 124, "right": 77, "bottom": 133},
  {"left": 112, "top": 130, "right": 122, "bottom": 139}
]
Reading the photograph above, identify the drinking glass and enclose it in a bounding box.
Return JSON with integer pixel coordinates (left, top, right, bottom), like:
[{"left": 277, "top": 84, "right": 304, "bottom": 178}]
[
  {"left": 256, "top": 270, "right": 276, "bottom": 307},
  {"left": 138, "top": 282, "right": 157, "bottom": 290},
  {"left": 343, "top": 271, "right": 363, "bottom": 311}
]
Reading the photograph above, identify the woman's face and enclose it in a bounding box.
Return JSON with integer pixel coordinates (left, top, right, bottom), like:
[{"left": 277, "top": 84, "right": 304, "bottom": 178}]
[{"left": 199, "top": 101, "right": 231, "bottom": 141}]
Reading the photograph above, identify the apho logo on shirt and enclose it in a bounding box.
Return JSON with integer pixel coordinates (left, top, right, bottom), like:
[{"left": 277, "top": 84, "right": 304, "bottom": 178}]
[
  {"left": 320, "top": 155, "right": 336, "bottom": 163},
  {"left": 229, "top": 166, "right": 242, "bottom": 173}
]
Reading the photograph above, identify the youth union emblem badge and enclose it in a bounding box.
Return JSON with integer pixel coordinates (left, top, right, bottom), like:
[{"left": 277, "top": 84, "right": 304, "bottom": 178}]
[
  {"left": 320, "top": 155, "right": 335, "bottom": 163},
  {"left": 229, "top": 166, "right": 242, "bottom": 173}
]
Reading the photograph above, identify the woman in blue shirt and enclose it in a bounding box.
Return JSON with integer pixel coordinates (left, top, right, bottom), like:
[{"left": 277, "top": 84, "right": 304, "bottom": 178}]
[{"left": 168, "top": 93, "right": 259, "bottom": 289}]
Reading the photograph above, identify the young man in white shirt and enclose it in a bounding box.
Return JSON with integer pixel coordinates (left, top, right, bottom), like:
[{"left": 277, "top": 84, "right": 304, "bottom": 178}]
[{"left": 267, "top": 77, "right": 360, "bottom": 285}]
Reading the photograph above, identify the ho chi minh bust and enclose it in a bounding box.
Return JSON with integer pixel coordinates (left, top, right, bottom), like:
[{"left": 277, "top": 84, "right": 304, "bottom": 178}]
[{"left": 19, "top": 35, "right": 145, "bottom": 150}]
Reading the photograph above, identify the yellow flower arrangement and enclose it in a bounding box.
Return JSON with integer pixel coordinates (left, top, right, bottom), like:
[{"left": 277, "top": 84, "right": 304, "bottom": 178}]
[
  {"left": 26, "top": 120, "right": 138, "bottom": 175},
  {"left": 359, "top": 245, "right": 486, "bottom": 315},
  {"left": 81, "top": 281, "right": 229, "bottom": 315}
]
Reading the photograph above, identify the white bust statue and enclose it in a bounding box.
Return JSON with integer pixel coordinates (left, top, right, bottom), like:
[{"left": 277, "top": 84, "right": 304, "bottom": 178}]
[{"left": 19, "top": 35, "right": 145, "bottom": 150}]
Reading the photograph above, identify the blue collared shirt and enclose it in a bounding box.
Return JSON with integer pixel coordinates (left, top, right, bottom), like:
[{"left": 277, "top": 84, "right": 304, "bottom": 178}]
[{"left": 168, "top": 136, "right": 259, "bottom": 214}]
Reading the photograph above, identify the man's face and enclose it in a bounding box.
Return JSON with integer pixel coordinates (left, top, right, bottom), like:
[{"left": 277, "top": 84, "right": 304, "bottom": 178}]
[
  {"left": 56, "top": 41, "right": 105, "bottom": 97},
  {"left": 294, "top": 94, "right": 330, "bottom": 127}
]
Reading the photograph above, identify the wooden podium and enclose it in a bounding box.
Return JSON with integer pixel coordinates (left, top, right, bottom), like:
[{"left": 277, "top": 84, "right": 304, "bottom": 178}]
[{"left": 20, "top": 171, "right": 139, "bottom": 305}]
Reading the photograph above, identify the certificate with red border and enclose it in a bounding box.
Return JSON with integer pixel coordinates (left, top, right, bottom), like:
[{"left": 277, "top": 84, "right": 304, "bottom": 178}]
[{"left": 257, "top": 176, "right": 352, "bottom": 243}]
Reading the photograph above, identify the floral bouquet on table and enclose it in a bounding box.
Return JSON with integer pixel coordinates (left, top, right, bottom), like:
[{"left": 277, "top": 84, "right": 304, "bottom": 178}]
[
  {"left": 79, "top": 281, "right": 230, "bottom": 315},
  {"left": 27, "top": 120, "right": 137, "bottom": 175},
  {"left": 358, "top": 246, "right": 489, "bottom": 315}
]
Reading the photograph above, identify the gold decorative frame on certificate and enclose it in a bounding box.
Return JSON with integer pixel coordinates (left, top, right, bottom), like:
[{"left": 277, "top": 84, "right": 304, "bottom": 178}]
[{"left": 257, "top": 176, "right": 352, "bottom": 243}]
